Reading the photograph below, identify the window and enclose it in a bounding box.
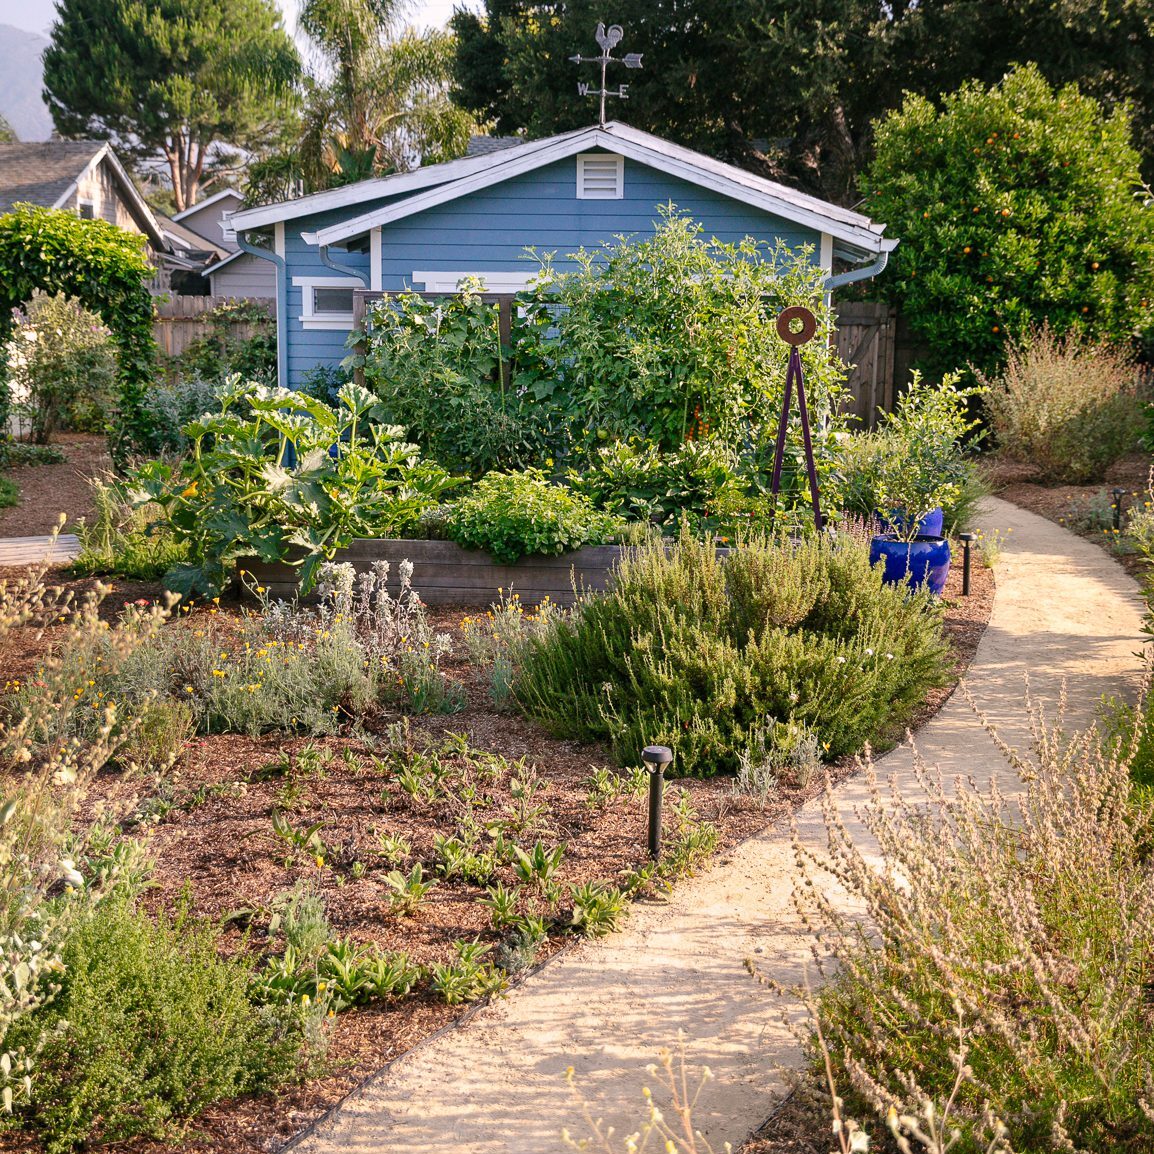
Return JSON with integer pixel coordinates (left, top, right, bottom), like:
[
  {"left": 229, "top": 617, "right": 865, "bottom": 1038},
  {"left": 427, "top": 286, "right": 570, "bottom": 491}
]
[
  {"left": 411, "top": 270, "right": 543, "bottom": 293},
  {"left": 576, "top": 153, "right": 624, "bottom": 200},
  {"left": 77, "top": 199, "right": 96, "bottom": 220},
  {"left": 292, "top": 276, "right": 362, "bottom": 330}
]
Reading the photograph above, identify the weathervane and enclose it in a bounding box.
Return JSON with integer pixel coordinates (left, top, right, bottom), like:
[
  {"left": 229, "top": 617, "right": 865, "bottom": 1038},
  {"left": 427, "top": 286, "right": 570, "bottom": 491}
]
[{"left": 569, "top": 23, "right": 643, "bottom": 126}]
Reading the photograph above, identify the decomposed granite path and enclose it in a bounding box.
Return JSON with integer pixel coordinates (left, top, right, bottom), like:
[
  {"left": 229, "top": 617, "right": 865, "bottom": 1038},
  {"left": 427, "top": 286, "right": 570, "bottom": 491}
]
[{"left": 289, "top": 497, "right": 1146, "bottom": 1154}]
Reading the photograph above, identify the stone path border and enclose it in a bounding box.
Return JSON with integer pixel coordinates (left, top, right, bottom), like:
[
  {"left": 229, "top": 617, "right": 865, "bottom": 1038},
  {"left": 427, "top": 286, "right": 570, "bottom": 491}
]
[
  {"left": 287, "top": 497, "right": 1145, "bottom": 1154},
  {"left": 0, "top": 535, "right": 80, "bottom": 567}
]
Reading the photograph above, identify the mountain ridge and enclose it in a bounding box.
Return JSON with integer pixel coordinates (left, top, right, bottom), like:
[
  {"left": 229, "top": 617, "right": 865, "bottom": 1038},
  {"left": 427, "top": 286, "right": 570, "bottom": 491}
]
[{"left": 0, "top": 24, "right": 53, "bottom": 142}]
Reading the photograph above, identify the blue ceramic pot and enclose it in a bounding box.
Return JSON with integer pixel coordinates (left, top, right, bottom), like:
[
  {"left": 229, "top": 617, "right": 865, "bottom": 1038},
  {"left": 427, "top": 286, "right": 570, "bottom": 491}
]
[
  {"left": 877, "top": 507, "right": 944, "bottom": 538},
  {"left": 869, "top": 534, "right": 951, "bottom": 595}
]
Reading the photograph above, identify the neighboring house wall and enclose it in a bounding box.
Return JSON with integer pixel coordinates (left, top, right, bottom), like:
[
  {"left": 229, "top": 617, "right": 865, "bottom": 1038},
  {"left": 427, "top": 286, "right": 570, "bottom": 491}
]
[
  {"left": 209, "top": 252, "right": 277, "bottom": 299},
  {"left": 273, "top": 155, "right": 824, "bottom": 388},
  {"left": 66, "top": 160, "right": 143, "bottom": 233},
  {"left": 178, "top": 192, "right": 244, "bottom": 253}
]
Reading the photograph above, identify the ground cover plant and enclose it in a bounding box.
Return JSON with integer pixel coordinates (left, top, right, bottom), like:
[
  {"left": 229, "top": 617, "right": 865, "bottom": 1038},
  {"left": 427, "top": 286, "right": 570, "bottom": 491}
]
[{"left": 509, "top": 532, "right": 950, "bottom": 776}]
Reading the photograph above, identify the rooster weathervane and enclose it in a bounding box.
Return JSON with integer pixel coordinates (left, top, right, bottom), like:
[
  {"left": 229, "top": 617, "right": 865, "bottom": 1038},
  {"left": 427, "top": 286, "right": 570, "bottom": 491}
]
[{"left": 569, "top": 23, "right": 643, "bottom": 126}]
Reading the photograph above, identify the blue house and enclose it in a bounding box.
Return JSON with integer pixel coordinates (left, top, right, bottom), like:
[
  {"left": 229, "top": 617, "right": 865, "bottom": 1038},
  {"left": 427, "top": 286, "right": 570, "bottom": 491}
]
[{"left": 228, "top": 121, "right": 898, "bottom": 390}]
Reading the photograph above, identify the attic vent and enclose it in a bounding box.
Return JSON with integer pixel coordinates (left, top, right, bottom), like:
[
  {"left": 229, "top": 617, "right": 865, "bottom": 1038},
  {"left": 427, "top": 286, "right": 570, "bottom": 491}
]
[{"left": 577, "top": 153, "right": 624, "bottom": 199}]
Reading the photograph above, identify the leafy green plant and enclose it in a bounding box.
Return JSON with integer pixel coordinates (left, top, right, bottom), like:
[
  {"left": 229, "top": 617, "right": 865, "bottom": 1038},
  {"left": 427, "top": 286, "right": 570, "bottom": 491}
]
[
  {"left": 139, "top": 375, "right": 225, "bottom": 456},
  {"left": 980, "top": 326, "right": 1139, "bottom": 483},
  {"left": 0, "top": 475, "right": 17, "bottom": 510},
  {"left": 513, "top": 532, "right": 949, "bottom": 776},
  {"left": 376, "top": 831, "right": 412, "bottom": 865},
  {"left": 428, "top": 939, "right": 507, "bottom": 1005},
  {"left": 444, "top": 469, "right": 623, "bottom": 564},
  {"left": 480, "top": 882, "right": 522, "bottom": 930},
  {"left": 569, "top": 882, "right": 627, "bottom": 938},
  {"left": 864, "top": 64, "right": 1154, "bottom": 382},
  {"left": 5, "top": 291, "right": 118, "bottom": 443},
  {"left": 4, "top": 443, "right": 65, "bottom": 467},
  {"left": 172, "top": 299, "right": 276, "bottom": 388},
  {"left": 382, "top": 863, "right": 436, "bottom": 916},
  {"left": 0, "top": 205, "right": 158, "bottom": 463},
  {"left": 841, "top": 373, "right": 985, "bottom": 540},
  {"left": 128, "top": 378, "right": 460, "bottom": 596},
  {"left": 362, "top": 281, "right": 553, "bottom": 476},
  {"left": 511, "top": 840, "right": 566, "bottom": 890},
  {"left": 9, "top": 898, "right": 304, "bottom": 1153},
  {"left": 271, "top": 810, "right": 330, "bottom": 865}
]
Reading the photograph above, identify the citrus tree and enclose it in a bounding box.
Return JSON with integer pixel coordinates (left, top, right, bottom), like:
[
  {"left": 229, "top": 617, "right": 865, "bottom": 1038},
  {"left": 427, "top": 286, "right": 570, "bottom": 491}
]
[{"left": 863, "top": 64, "right": 1154, "bottom": 378}]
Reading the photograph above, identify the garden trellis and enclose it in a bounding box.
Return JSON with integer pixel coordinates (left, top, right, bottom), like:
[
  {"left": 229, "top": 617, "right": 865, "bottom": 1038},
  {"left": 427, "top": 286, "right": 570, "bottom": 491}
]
[{"left": 770, "top": 305, "right": 824, "bottom": 531}]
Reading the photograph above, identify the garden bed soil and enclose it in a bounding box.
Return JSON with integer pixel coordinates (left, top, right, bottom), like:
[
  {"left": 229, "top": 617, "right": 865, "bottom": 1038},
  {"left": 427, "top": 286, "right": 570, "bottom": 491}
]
[
  {"left": 984, "top": 450, "right": 1152, "bottom": 582},
  {"left": 0, "top": 556, "right": 994, "bottom": 1154},
  {"left": 0, "top": 434, "right": 110, "bottom": 538}
]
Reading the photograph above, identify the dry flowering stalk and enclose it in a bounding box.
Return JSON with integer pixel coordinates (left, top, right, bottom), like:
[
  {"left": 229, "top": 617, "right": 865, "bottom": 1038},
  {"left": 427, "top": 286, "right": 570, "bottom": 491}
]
[{"left": 779, "top": 672, "right": 1154, "bottom": 1152}]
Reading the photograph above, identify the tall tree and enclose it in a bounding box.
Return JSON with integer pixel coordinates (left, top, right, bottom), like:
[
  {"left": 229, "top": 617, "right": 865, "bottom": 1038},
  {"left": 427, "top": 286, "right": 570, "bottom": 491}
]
[
  {"left": 293, "top": 0, "right": 477, "bottom": 190},
  {"left": 43, "top": 0, "right": 300, "bottom": 211},
  {"left": 450, "top": 0, "right": 1154, "bottom": 203}
]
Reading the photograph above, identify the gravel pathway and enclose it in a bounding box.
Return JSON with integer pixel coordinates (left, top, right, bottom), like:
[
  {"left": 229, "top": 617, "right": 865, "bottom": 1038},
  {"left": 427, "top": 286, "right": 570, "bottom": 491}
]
[{"left": 286, "top": 497, "right": 1146, "bottom": 1154}]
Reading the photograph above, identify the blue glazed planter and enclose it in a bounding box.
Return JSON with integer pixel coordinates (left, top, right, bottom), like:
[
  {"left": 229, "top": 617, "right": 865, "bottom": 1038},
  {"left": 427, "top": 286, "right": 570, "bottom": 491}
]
[
  {"left": 877, "top": 507, "right": 944, "bottom": 538},
  {"left": 870, "top": 534, "right": 951, "bottom": 595}
]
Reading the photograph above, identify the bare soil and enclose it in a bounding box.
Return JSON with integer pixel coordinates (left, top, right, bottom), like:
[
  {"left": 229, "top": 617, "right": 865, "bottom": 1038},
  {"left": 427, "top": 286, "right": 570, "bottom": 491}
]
[
  {"left": 0, "top": 434, "right": 110, "bottom": 537},
  {"left": 0, "top": 557, "right": 994, "bottom": 1154}
]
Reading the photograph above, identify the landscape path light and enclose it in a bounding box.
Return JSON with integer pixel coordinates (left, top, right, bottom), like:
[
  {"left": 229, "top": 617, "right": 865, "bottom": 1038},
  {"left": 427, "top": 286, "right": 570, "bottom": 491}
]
[
  {"left": 959, "top": 532, "right": 975, "bottom": 596},
  {"left": 642, "top": 744, "right": 673, "bottom": 861},
  {"left": 1112, "top": 487, "right": 1125, "bottom": 532}
]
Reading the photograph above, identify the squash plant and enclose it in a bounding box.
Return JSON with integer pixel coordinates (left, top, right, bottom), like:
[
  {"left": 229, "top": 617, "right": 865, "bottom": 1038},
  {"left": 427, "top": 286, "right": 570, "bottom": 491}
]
[{"left": 129, "top": 377, "right": 459, "bottom": 597}]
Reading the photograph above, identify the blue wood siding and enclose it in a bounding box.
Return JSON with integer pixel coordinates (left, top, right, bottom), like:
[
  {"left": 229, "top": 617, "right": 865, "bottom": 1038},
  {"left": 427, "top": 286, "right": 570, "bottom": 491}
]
[{"left": 277, "top": 155, "right": 824, "bottom": 388}]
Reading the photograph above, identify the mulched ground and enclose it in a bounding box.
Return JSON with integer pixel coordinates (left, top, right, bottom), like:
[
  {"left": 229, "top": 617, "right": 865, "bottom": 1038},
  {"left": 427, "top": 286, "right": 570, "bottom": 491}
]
[
  {"left": 984, "top": 450, "right": 1153, "bottom": 582},
  {"left": 0, "top": 556, "right": 994, "bottom": 1154},
  {"left": 0, "top": 434, "right": 110, "bottom": 537}
]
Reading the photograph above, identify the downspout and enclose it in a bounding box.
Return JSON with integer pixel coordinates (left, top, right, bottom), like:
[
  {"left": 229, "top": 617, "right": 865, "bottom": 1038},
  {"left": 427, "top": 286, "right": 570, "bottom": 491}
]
[
  {"left": 236, "top": 228, "right": 289, "bottom": 388},
  {"left": 317, "top": 243, "right": 368, "bottom": 284},
  {"left": 823, "top": 247, "right": 892, "bottom": 293}
]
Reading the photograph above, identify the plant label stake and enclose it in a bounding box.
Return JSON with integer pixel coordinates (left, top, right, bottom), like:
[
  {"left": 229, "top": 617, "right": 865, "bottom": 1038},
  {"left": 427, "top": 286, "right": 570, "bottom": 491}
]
[
  {"left": 642, "top": 745, "right": 673, "bottom": 860},
  {"left": 770, "top": 305, "right": 823, "bottom": 532}
]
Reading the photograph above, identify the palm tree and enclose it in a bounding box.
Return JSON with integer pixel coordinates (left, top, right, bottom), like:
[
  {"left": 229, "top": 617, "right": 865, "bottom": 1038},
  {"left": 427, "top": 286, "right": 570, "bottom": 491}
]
[{"left": 296, "top": 0, "right": 477, "bottom": 188}]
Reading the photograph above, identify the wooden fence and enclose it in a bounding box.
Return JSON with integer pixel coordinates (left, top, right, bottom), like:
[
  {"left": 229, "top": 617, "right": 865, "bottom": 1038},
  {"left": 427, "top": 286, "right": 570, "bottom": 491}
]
[
  {"left": 153, "top": 295, "right": 272, "bottom": 360},
  {"left": 353, "top": 290, "right": 903, "bottom": 426}
]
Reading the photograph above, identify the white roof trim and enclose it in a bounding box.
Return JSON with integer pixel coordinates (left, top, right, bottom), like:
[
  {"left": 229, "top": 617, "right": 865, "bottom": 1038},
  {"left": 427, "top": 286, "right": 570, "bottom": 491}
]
[
  {"left": 229, "top": 131, "right": 578, "bottom": 232},
  {"left": 205, "top": 248, "right": 251, "bottom": 273},
  {"left": 172, "top": 187, "right": 244, "bottom": 221},
  {"left": 312, "top": 122, "right": 892, "bottom": 256}
]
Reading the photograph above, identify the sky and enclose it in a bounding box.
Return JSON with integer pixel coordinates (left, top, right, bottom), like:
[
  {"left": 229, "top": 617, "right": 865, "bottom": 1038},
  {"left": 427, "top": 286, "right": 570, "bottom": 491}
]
[{"left": 0, "top": 0, "right": 477, "bottom": 39}]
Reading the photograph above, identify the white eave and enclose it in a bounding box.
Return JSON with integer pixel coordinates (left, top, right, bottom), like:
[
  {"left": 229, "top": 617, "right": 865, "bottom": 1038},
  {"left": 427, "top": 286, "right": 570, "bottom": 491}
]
[
  {"left": 172, "top": 187, "right": 244, "bottom": 221},
  {"left": 308, "top": 122, "right": 895, "bottom": 258}
]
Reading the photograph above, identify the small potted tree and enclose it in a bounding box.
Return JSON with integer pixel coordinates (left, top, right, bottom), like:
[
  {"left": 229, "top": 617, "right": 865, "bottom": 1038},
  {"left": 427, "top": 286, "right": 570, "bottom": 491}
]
[{"left": 855, "top": 373, "right": 983, "bottom": 593}]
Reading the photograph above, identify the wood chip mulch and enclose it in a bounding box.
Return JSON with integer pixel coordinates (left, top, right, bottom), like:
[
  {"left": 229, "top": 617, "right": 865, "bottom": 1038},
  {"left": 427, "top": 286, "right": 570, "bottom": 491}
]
[
  {"left": 0, "top": 555, "right": 994, "bottom": 1154},
  {"left": 0, "top": 434, "right": 111, "bottom": 538}
]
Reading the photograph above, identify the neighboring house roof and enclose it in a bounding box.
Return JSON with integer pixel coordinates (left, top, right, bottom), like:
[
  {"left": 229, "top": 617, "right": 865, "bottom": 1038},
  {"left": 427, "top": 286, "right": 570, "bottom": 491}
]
[
  {"left": 232, "top": 121, "right": 897, "bottom": 263},
  {"left": 0, "top": 140, "right": 167, "bottom": 250},
  {"left": 157, "top": 214, "right": 228, "bottom": 260},
  {"left": 171, "top": 186, "right": 244, "bottom": 223},
  {"left": 465, "top": 135, "right": 523, "bottom": 157},
  {"left": 202, "top": 247, "right": 249, "bottom": 274}
]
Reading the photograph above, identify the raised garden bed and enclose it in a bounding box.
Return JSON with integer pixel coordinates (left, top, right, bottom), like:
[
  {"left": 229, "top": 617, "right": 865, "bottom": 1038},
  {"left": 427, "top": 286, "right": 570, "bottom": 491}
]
[{"left": 239, "top": 539, "right": 629, "bottom": 606}]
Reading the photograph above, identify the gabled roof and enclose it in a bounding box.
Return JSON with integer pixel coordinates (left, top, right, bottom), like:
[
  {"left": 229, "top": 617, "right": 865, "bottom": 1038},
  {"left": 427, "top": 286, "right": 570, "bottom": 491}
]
[
  {"left": 155, "top": 213, "right": 229, "bottom": 262},
  {"left": 232, "top": 122, "right": 896, "bottom": 261},
  {"left": 229, "top": 130, "right": 576, "bottom": 232},
  {"left": 313, "top": 123, "right": 895, "bottom": 259},
  {"left": 0, "top": 140, "right": 167, "bottom": 249},
  {"left": 171, "top": 187, "right": 244, "bottom": 222}
]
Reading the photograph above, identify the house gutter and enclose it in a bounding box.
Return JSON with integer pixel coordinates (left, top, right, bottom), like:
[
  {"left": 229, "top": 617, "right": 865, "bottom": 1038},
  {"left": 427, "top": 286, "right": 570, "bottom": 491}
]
[
  {"left": 823, "top": 247, "right": 892, "bottom": 292},
  {"left": 316, "top": 242, "right": 368, "bottom": 285},
  {"left": 236, "top": 229, "right": 289, "bottom": 387}
]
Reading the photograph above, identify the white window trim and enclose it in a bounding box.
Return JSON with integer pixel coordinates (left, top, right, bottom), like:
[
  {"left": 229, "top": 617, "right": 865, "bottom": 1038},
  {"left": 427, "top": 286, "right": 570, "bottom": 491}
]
[
  {"left": 410, "top": 270, "right": 542, "bottom": 293},
  {"left": 576, "top": 152, "right": 624, "bottom": 200},
  {"left": 292, "top": 275, "right": 362, "bottom": 330}
]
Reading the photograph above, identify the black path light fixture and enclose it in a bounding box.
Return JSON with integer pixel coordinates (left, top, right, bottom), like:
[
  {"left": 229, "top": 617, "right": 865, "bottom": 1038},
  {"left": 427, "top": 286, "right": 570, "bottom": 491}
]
[
  {"left": 959, "top": 532, "right": 975, "bottom": 596},
  {"left": 1112, "top": 487, "right": 1125, "bottom": 532},
  {"left": 770, "top": 305, "right": 824, "bottom": 532},
  {"left": 642, "top": 744, "right": 673, "bottom": 860}
]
